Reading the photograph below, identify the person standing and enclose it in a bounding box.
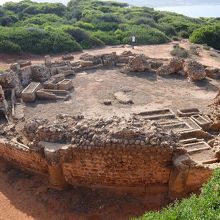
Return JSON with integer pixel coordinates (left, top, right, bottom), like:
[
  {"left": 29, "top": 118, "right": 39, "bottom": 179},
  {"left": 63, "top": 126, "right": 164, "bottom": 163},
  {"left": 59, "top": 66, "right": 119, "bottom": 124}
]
[{"left": 131, "top": 35, "right": 136, "bottom": 49}]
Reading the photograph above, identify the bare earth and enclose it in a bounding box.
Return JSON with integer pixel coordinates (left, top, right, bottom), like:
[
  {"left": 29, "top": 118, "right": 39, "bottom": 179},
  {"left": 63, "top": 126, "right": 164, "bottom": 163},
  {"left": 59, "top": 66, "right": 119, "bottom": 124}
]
[
  {"left": 1, "top": 41, "right": 220, "bottom": 220},
  {"left": 24, "top": 68, "right": 218, "bottom": 121},
  {"left": 1, "top": 40, "right": 220, "bottom": 70},
  {"left": 0, "top": 159, "right": 164, "bottom": 220}
]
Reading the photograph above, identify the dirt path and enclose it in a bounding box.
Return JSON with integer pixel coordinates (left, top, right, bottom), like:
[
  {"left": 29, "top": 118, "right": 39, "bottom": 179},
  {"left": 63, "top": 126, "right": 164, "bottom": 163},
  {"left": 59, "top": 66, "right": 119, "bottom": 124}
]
[
  {"left": 0, "top": 159, "right": 165, "bottom": 220},
  {"left": 1, "top": 40, "right": 220, "bottom": 70}
]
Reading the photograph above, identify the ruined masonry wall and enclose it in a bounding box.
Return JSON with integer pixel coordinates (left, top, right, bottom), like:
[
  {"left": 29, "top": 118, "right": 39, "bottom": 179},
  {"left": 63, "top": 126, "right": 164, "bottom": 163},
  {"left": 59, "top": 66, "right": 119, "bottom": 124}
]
[
  {"left": 63, "top": 146, "right": 173, "bottom": 188},
  {"left": 186, "top": 166, "right": 212, "bottom": 193},
  {"left": 0, "top": 139, "right": 48, "bottom": 175}
]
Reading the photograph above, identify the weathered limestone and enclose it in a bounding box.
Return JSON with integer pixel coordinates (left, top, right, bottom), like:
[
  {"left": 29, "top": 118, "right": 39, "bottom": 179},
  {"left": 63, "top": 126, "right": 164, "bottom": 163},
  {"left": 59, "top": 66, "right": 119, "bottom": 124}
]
[
  {"left": 156, "top": 58, "right": 184, "bottom": 76},
  {"left": 177, "top": 108, "right": 201, "bottom": 117},
  {"left": 0, "top": 85, "right": 8, "bottom": 120},
  {"left": 19, "top": 66, "right": 32, "bottom": 87},
  {"left": 44, "top": 55, "right": 51, "bottom": 66},
  {"left": 18, "top": 60, "right": 32, "bottom": 68},
  {"left": 205, "top": 66, "right": 220, "bottom": 79},
  {"left": 31, "top": 65, "right": 50, "bottom": 82},
  {"left": 114, "top": 91, "right": 133, "bottom": 104},
  {"left": 36, "top": 89, "right": 70, "bottom": 101},
  {"left": 57, "top": 79, "right": 73, "bottom": 90},
  {"left": 183, "top": 60, "right": 206, "bottom": 81},
  {"left": 21, "top": 82, "right": 42, "bottom": 102},
  {"left": 122, "top": 54, "right": 152, "bottom": 73},
  {"left": 62, "top": 54, "right": 74, "bottom": 61},
  {"left": 0, "top": 71, "right": 22, "bottom": 96}
]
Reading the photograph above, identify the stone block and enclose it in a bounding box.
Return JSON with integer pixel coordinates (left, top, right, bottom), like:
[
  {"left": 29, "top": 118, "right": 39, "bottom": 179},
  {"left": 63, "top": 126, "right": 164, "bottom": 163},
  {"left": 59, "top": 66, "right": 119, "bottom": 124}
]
[{"left": 21, "top": 82, "right": 42, "bottom": 102}]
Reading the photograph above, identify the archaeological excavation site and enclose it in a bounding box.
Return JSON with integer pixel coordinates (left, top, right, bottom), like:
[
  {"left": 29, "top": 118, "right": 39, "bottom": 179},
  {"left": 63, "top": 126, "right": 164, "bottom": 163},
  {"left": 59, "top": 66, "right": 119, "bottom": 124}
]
[{"left": 1, "top": 50, "right": 220, "bottom": 216}]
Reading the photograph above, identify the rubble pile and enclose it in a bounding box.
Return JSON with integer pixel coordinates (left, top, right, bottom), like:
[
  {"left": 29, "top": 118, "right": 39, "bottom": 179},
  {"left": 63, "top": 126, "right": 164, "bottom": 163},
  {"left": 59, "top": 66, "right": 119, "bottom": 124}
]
[
  {"left": 0, "top": 71, "right": 22, "bottom": 96},
  {"left": 183, "top": 59, "right": 206, "bottom": 81},
  {"left": 156, "top": 58, "right": 184, "bottom": 76},
  {"left": 121, "top": 54, "right": 152, "bottom": 73},
  {"left": 23, "top": 114, "right": 180, "bottom": 149}
]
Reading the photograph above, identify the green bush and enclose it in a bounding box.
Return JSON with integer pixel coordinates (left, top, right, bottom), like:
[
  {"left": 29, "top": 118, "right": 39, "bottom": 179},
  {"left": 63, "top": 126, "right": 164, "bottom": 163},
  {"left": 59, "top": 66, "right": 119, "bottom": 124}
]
[
  {"left": 0, "top": 0, "right": 219, "bottom": 54},
  {"left": 136, "top": 169, "right": 220, "bottom": 220},
  {"left": 61, "top": 26, "right": 104, "bottom": 49},
  {"left": 158, "top": 23, "right": 177, "bottom": 37},
  {"left": 179, "top": 30, "right": 190, "bottom": 38},
  {"left": 17, "top": 14, "right": 65, "bottom": 26},
  {"left": 123, "top": 26, "right": 170, "bottom": 45},
  {"left": 0, "top": 27, "right": 82, "bottom": 54},
  {"left": 75, "top": 21, "right": 95, "bottom": 30},
  {"left": 190, "top": 24, "right": 220, "bottom": 50},
  {"left": 0, "top": 40, "right": 21, "bottom": 54},
  {"left": 93, "top": 31, "right": 120, "bottom": 45},
  {"left": 4, "top": 1, "right": 66, "bottom": 16}
]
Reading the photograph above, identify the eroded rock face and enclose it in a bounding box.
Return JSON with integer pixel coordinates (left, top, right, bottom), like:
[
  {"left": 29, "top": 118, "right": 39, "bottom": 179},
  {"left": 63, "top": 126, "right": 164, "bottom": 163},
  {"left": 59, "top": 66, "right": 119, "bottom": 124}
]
[
  {"left": 122, "top": 54, "right": 152, "bottom": 73},
  {"left": 31, "top": 65, "right": 50, "bottom": 82},
  {"left": 183, "top": 60, "right": 206, "bottom": 81},
  {"left": 205, "top": 67, "right": 220, "bottom": 79},
  {"left": 156, "top": 58, "right": 184, "bottom": 76},
  {"left": 23, "top": 118, "right": 49, "bottom": 141},
  {"left": 213, "top": 136, "right": 220, "bottom": 159},
  {"left": 0, "top": 71, "right": 22, "bottom": 96}
]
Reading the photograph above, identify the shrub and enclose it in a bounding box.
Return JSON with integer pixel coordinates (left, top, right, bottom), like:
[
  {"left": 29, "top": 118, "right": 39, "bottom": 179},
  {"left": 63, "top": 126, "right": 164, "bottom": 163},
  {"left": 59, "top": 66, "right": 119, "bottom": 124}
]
[
  {"left": 0, "top": 27, "right": 82, "bottom": 54},
  {"left": 170, "top": 45, "right": 188, "bottom": 58},
  {"left": 130, "top": 17, "right": 157, "bottom": 27},
  {"left": 190, "top": 24, "right": 220, "bottom": 50},
  {"left": 61, "top": 26, "right": 104, "bottom": 49},
  {"left": 157, "top": 23, "right": 177, "bottom": 36},
  {"left": 0, "top": 40, "right": 21, "bottom": 54},
  {"left": 18, "top": 14, "right": 65, "bottom": 26},
  {"left": 122, "top": 26, "right": 170, "bottom": 45},
  {"left": 95, "top": 22, "right": 119, "bottom": 31},
  {"left": 75, "top": 21, "right": 95, "bottom": 30},
  {"left": 80, "top": 36, "right": 104, "bottom": 49},
  {"left": 93, "top": 31, "right": 120, "bottom": 45},
  {"left": 179, "top": 30, "right": 190, "bottom": 39}
]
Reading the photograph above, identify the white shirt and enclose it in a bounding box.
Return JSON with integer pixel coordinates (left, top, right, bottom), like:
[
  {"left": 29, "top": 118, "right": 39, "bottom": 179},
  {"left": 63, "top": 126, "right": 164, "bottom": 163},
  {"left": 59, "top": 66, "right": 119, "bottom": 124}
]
[{"left": 132, "top": 36, "right": 136, "bottom": 42}]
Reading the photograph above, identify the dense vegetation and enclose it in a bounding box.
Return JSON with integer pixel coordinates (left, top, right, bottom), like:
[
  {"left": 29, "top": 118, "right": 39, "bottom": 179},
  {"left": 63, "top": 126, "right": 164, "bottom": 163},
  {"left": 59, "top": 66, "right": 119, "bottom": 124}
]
[
  {"left": 136, "top": 169, "right": 220, "bottom": 220},
  {"left": 0, "top": 0, "right": 219, "bottom": 54}
]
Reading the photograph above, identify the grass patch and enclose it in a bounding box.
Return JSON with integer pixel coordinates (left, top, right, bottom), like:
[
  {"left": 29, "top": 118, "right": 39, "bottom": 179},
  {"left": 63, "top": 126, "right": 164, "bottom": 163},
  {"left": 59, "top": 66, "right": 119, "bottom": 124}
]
[{"left": 0, "top": 66, "right": 7, "bottom": 72}]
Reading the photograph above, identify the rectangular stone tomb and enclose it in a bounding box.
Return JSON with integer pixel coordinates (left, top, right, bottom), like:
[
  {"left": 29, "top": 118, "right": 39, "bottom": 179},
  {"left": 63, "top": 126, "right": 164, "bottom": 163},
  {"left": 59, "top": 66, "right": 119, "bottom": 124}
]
[
  {"left": 62, "top": 70, "right": 75, "bottom": 77},
  {"left": 161, "top": 121, "right": 192, "bottom": 133},
  {"left": 57, "top": 79, "right": 73, "bottom": 90},
  {"left": 180, "top": 117, "right": 202, "bottom": 130},
  {"left": 21, "top": 82, "right": 42, "bottom": 102},
  {"left": 136, "top": 108, "right": 175, "bottom": 120},
  {"left": 36, "top": 89, "right": 69, "bottom": 100},
  {"left": 177, "top": 108, "right": 200, "bottom": 117},
  {"left": 183, "top": 141, "right": 210, "bottom": 152},
  {"left": 52, "top": 73, "right": 65, "bottom": 83},
  {"left": 182, "top": 140, "right": 218, "bottom": 164},
  {"left": 191, "top": 115, "right": 211, "bottom": 130}
]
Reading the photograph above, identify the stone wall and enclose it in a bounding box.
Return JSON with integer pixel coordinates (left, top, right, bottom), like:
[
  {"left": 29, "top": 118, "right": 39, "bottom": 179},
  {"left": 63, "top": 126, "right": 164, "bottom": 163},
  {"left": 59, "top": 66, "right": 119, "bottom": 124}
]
[
  {"left": 0, "top": 138, "right": 48, "bottom": 175},
  {"left": 63, "top": 145, "right": 173, "bottom": 189}
]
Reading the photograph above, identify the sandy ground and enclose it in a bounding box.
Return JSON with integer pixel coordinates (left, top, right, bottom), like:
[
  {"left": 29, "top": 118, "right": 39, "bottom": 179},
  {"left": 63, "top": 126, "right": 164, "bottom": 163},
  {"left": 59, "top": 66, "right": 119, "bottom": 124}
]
[
  {"left": 24, "top": 67, "right": 218, "bottom": 121},
  {"left": 0, "top": 159, "right": 166, "bottom": 220},
  {"left": 1, "top": 40, "right": 220, "bottom": 70}
]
